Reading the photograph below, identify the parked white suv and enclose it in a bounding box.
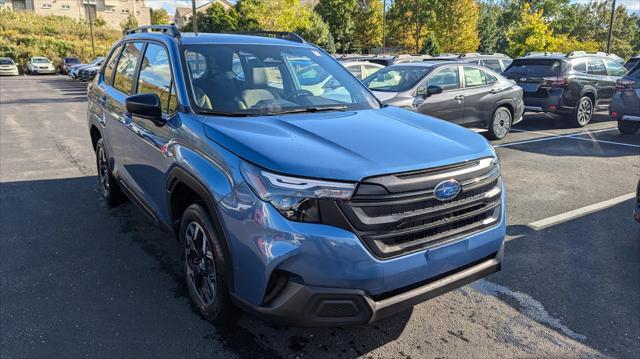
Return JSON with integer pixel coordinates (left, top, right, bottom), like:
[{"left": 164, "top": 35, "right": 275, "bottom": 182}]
[
  {"left": 0, "top": 58, "right": 19, "bottom": 76},
  {"left": 27, "top": 57, "right": 56, "bottom": 75}
]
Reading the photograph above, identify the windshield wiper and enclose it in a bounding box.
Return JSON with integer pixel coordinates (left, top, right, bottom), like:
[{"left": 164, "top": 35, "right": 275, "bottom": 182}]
[
  {"left": 197, "top": 109, "right": 254, "bottom": 117},
  {"left": 267, "top": 106, "right": 348, "bottom": 115}
]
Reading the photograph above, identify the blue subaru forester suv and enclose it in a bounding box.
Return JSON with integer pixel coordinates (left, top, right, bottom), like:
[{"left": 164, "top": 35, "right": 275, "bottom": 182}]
[{"left": 87, "top": 26, "right": 505, "bottom": 326}]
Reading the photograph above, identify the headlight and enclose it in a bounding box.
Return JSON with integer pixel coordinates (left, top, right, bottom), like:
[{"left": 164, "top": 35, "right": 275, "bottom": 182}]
[{"left": 240, "top": 161, "right": 355, "bottom": 223}]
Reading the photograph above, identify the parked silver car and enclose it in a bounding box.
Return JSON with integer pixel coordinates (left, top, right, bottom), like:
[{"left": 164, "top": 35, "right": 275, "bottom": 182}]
[
  {"left": 363, "top": 61, "right": 524, "bottom": 139},
  {"left": 0, "top": 58, "right": 19, "bottom": 76},
  {"left": 26, "top": 57, "right": 56, "bottom": 74},
  {"left": 340, "top": 60, "right": 384, "bottom": 80}
]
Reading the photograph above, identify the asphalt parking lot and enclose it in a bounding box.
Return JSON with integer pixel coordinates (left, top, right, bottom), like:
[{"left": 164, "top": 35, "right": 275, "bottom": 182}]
[{"left": 1, "top": 75, "right": 639, "bottom": 359}]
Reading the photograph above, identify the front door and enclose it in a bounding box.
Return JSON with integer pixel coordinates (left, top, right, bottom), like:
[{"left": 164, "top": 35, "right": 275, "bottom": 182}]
[{"left": 414, "top": 65, "right": 464, "bottom": 123}]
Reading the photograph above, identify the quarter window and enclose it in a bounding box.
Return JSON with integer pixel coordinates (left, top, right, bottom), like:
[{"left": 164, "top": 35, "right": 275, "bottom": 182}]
[
  {"left": 427, "top": 67, "right": 460, "bottom": 90},
  {"left": 137, "top": 43, "right": 177, "bottom": 114},
  {"left": 113, "top": 42, "right": 143, "bottom": 95},
  {"left": 463, "top": 67, "right": 496, "bottom": 87},
  {"left": 103, "top": 44, "right": 124, "bottom": 86},
  {"left": 572, "top": 60, "right": 587, "bottom": 73},
  {"left": 604, "top": 59, "right": 626, "bottom": 76},
  {"left": 482, "top": 59, "right": 502, "bottom": 72}
]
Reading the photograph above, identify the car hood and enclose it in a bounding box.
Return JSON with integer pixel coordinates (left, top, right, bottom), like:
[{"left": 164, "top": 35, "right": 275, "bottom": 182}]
[{"left": 202, "top": 106, "right": 494, "bottom": 181}]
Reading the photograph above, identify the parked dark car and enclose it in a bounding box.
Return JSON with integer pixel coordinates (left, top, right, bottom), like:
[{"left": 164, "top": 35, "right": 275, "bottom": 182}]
[
  {"left": 625, "top": 56, "right": 639, "bottom": 71},
  {"left": 503, "top": 52, "right": 627, "bottom": 127},
  {"left": 62, "top": 57, "right": 81, "bottom": 74},
  {"left": 69, "top": 57, "right": 104, "bottom": 79},
  {"left": 87, "top": 27, "right": 506, "bottom": 326},
  {"left": 610, "top": 63, "right": 640, "bottom": 134},
  {"left": 428, "top": 53, "right": 513, "bottom": 73},
  {"left": 363, "top": 61, "right": 524, "bottom": 139},
  {"left": 78, "top": 64, "right": 101, "bottom": 81}
]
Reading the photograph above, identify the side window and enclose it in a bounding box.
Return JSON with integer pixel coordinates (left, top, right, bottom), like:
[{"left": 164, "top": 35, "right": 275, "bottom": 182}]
[
  {"left": 185, "top": 50, "right": 206, "bottom": 80},
  {"left": 113, "top": 42, "right": 143, "bottom": 95},
  {"left": 482, "top": 59, "right": 502, "bottom": 73},
  {"left": 587, "top": 58, "right": 607, "bottom": 76},
  {"left": 463, "top": 66, "right": 495, "bottom": 87},
  {"left": 348, "top": 65, "right": 362, "bottom": 80},
  {"left": 604, "top": 59, "right": 626, "bottom": 76},
  {"left": 137, "top": 43, "right": 176, "bottom": 114},
  {"left": 103, "top": 44, "right": 123, "bottom": 86},
  {"left": 363, "top": 65, "right": 381, "bottom": 78},
  {"left": 572, "top": 60, "right": 587, "bottom": 73},
  {"left": 264, "top": 66, "right": 284, "bottom": 90},
  {"left": 426, "top": 67, "right": 460, "bottom": 91}
]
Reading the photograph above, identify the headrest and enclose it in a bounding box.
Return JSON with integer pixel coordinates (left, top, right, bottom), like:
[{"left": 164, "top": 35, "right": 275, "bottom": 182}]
[{"left": 251, "top": 67, "right": 268, "bottom": 87}]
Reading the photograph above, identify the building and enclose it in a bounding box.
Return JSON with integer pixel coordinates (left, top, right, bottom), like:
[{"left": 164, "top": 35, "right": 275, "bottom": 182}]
[
  {"left": 0, "top": 0, "right": 151, "bottom": 30},
  {"left": 173, "top": 0, "right": 232, "bottom": 29}
]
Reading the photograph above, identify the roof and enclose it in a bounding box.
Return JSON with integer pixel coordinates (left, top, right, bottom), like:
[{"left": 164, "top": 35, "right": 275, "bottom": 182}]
[
  {"left": 124, "top": 31, "right": 315, "bottom": 47},
  {"left": 386, "top": 60, "right": 458, "bottom": 68},
  {"left": 175, "top": 7, "right": 191, "bottom": 17}
]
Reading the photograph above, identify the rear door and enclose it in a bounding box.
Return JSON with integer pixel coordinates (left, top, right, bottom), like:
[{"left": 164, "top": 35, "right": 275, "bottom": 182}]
[
  {"left": 91, "top": 43, "right": 123, "bottom": 159},
  {"left": 102, "top": 42, "right": 144, "bottom": 190},
  {"left": 587, "top": 58, "right": 614, "bottom": 107},
  {"left": 414, "top": 65, "right": 464, "bottom": 123},
  {"left": 461, "top": 66, "right": 502, "bottom": 126}
]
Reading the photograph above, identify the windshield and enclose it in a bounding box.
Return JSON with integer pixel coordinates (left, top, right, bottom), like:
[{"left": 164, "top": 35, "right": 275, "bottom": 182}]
[
  {"left": 32, "top": 58, "right": 50, "bottom": 64},
  {"left": 182, "top": 44, "right": 379, "bottom": 116},
  {"left": 65, "top": 58, "right": 80, "bottom": 64},
  {"left": 362, "top": 66, "right": 432, "bottom": 92},
  {"left": 504, "top": 59, "right": 565, "bottom": 76},
  {"left": 0, "top": 59, "right": 14, "bottom": 65},
  {"left": 90, "top": 57, "right": 104, "bottom": 65}
]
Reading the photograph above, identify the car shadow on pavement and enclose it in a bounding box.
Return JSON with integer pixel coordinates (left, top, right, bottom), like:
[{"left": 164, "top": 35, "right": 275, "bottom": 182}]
[
  {"left": 495, "top": 202, "right": 640, "bottom": 359},
  {"left": 0, "top": 176, "right": 410, "bottom": 359},
  {"left": 514, "top": 112, "right": 612, "bottom": 131}
]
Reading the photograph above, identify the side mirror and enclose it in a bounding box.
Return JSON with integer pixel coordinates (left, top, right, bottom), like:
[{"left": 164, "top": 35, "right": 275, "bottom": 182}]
[
  {"left": 126, "top": 93, "right": 165, "bottom": 126},
  {"left": 424, "top": 85, "right": 443, "bottom": 97}
]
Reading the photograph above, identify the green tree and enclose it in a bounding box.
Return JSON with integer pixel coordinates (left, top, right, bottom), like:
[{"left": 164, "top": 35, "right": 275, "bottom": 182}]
[
  {"left": 315, "top": 0, "right": 357, "bottom": 53},
  {"left": 120, "top": 11, "right": 138, "bottom": 32},
  {"left": 296, "top": 11, "right": 336, "bottom": 53},
  {"left": 506, "top": 3, "right": 555, "bottom": 57},
  {"left": 182, "top": 3, "right": 239, "bottom": 33},
  {"left": 387, "top": 0, "right": 435, "bottom": 53},
  {"left": 477, "top": 1, "right": 502, "bottom": 53},
  {"left": 94, "top": 17, "right": 107, "bottom": 28},
  {"left": 431, "top": 0, "right": 479, "bottom": 53},
  {"left": 419, "top": 32, "right": 439, "bottom": 55},
  {"left": 150, "top": 8, "right": 169, "bottom": 25},
  {"left": 353, "top": 0, "right": 383, "bottom": 52}
]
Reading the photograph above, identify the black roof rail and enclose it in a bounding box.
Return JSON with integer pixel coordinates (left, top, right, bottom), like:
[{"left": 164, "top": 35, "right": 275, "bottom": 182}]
[
  {"left": 229, "top": 31, "right": 306, "bottom": 43},
  {"left": 125, "top": 25, "right": 180, "bottom": 39}
]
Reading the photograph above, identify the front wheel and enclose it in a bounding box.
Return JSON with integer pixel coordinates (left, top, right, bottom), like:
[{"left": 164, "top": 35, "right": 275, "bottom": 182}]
[
  {"left": 180, "top": 204, "right": 235, "bottom": 323},
  {"left": 571, "top": 96, "right": 593, "bottom": 127},
  {"left": 487, "top": 106, "right": 512, "bottom": 140},
  {"left": 618, "top": 120, "right": 640, "bottom": 135}
]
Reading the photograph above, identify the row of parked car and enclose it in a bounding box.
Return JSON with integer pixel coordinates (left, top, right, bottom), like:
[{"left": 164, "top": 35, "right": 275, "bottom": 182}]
[
  {"left": 0, "top": 55, "right": 104, "bottom": 80},
  {"left": 334, "top": 52, "right": 640, "bottom": 136}
]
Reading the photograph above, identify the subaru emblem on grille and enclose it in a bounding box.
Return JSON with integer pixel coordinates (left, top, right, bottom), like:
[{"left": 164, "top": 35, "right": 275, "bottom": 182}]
[{"left": 434, "top": 179, "right": 462, "bottom": 201}]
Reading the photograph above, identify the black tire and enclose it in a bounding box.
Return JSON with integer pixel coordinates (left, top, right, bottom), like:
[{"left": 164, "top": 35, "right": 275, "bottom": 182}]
[
  {"left": 618, "top": 120, "right": 640, "bottom": 135},
  {"left": 95, "top": 138, "right": 126, "bottom": 207},
  {"left": 487, "top": 106, "right": 512, "bottom": 140},
  {"left": 571, "top": 96, "right": 594, "bottom": 127},
  {"left": 180, "top": 203, "right": 235, "bottom": 323}
]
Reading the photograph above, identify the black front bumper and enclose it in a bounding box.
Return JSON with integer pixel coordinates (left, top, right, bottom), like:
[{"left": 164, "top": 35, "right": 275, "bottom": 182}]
[{"left": 232, "top": 244, "right": 503, "bottom": 327}]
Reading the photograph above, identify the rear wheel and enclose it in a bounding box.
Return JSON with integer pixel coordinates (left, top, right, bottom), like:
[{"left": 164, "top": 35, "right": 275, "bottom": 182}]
[
  {"left": 487, "top": 106, "right": 512, "bottom": 140},
  {"left": 180, "top": 203, "right": 235, "bottom": 323},
  {"left": 95, "top": 138, "right": 126, "bottom": 207},
  {"left": 571, "top": 96, "right": 593, "bottom": 127},
  {"left": 618, "top": 120, "right": 640, "bottom": 135}
]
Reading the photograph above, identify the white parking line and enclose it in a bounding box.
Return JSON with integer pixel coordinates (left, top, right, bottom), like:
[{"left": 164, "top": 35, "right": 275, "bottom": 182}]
[
  {"left": 496, "top": 127, "right": 638, "bottom": 149},
  {"left": 567, "top": 136, "right": 640, "bottom": 148},
  {"left": 528, "top": 192, "right": 636, "bottom": 230},
  {"left": 494, "top": 136, "right": 566, "bottom": 148}
]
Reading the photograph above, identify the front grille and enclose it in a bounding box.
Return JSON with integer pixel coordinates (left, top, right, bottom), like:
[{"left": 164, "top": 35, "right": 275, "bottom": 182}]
[{"left": 339, "top": 158, "right": 502, "bottom": 258}]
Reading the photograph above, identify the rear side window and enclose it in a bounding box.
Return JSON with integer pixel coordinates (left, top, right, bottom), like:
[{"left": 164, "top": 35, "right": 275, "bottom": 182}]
[
  {"left": 504, "top": 59, "right": 564, "bottom": 76},
  {"left": 572, "top": 60, "right": 587, "bottom": 73},
  {"left": 501, "top": 59, "right": 512, "bottom": 68},
  {"left": 464, "top": 67, "right": 496, "bottom": 87},
  {"left": 103, "top": 44, "right": 123, "bottom": 86},
  {"left": 137, "top": 43, "right": 177, "bottom": 114},
  {"left": 587, "top": 58, "right": 607, "bottom": 76},
  {"left": 604, "top": 59, "right": 626, "bottom": 76},
  {"left": 113, "top": 42, "right": 143, "bottom": 95},
  {"left": 482, "top": 59, "right": 502, "bottom": 72}
]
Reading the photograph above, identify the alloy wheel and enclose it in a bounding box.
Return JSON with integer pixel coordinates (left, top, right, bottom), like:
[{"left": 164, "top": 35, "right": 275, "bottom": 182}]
[
  {"left": 577, "top": 98, "right": 593, "bottom": 126},
  {"left": 97, "top": 146, "right": 110, "bottom": 197},
  {"left": 184, "top": 221, "right": 217, "bottom": 306},
  {"left": 492, "top": 108, "right": 512, "bottom": 139}
]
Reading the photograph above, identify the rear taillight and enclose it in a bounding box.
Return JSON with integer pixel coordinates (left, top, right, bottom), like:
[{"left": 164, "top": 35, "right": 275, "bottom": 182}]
[
  {"left": 616, "top": 79, "right": 636, "bottom": 90},
  {"left": 543, "top": 76, "right": 567, "bottom": 88}
]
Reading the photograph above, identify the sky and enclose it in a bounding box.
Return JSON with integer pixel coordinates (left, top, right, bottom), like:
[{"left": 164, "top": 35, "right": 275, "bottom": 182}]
[{"left": 145, "top": 0, "right": 640, "bottom": 16}]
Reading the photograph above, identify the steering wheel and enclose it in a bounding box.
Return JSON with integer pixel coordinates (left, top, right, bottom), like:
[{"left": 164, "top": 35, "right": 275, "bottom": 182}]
[{"left": 286, "top": 90, "right": 314, "bottom": 102}]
